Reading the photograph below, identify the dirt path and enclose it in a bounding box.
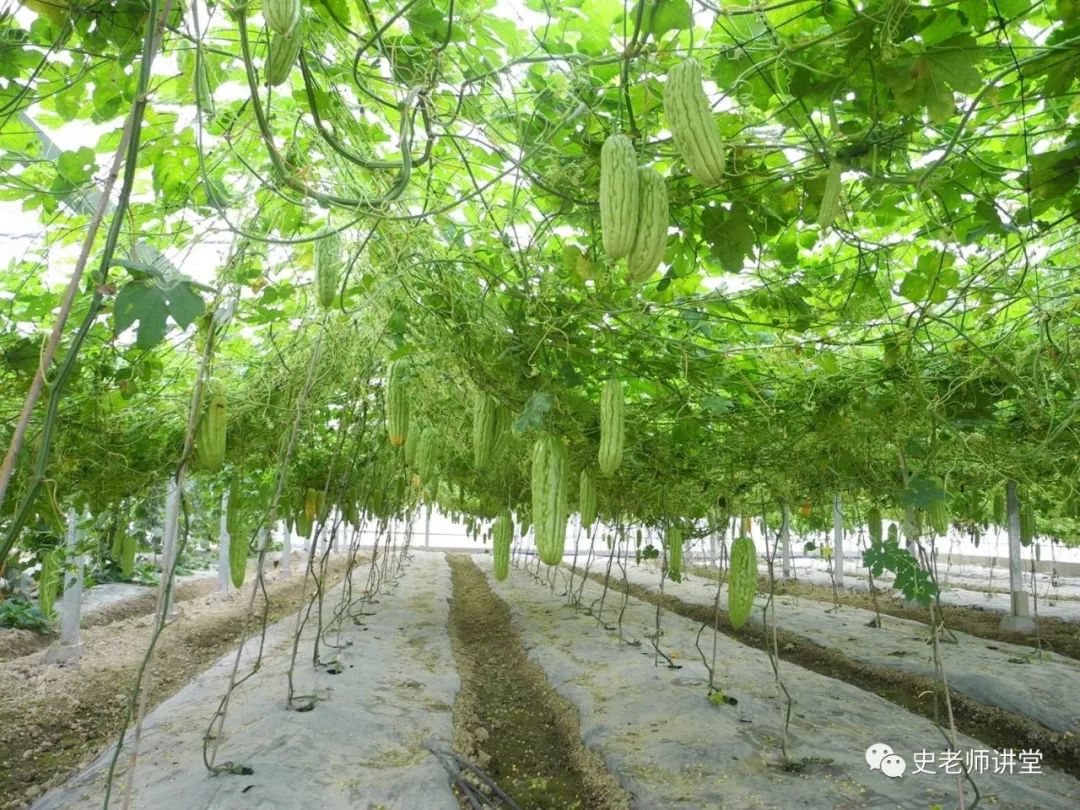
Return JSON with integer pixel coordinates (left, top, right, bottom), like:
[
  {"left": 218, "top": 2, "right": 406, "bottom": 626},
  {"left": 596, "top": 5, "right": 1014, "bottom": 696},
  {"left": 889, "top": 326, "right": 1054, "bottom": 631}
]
[
  {"left": 574, "top": 565, "right": 1080, "bottom": 783},
  {"left": 0, "top": 559, "right": 352, "bottom": 810},
  {"left": 445, "top": 554, "right": 629, "bottom": 810}
]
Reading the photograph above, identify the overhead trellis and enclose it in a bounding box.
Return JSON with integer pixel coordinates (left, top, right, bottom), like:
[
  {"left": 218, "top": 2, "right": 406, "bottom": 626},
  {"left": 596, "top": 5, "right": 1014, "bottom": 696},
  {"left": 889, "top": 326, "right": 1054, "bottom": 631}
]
[{"left": 0, "top": 0, "right": 1078, "bottom": 567}]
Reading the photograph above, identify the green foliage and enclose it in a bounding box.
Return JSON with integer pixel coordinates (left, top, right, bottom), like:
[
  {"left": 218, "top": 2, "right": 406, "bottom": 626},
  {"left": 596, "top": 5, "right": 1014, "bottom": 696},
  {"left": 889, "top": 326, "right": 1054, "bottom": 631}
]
[
  {"left": 863, "top": 538, "right": 939, "bottom": 607},
  {"left": 37, "top": 548, "right": 61, "bottom": 621},
  {"left": 0, "top": 0, "right": 1079, "bottom": 576},
  {"left": 0, "top": 596, "right": 53, "bottom": 634}
]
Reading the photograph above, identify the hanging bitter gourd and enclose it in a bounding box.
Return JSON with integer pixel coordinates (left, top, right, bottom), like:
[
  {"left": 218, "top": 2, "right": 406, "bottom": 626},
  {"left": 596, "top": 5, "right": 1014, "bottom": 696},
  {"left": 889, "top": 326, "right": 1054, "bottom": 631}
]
[
  {"left": 667, "top": 523, "right": 683, "bottom": 582},
  {"left": 728, "top": 536, "right": 757, "bottom": 629},
  {"left": 579, "top": 470, "right": 597, "bottom": 530},
  {"left": 229, "top": 528, "right": 248, "bottom": 588},
  {"left": 194, "top": 379, "right": 227, "bottom": 472},
  {"left": 38, "top": 548, "right": 61, "bottom": 621},
  {"left": 314, "top": 228, "right": 341, "bottom": 308},
  {"left": 404, "top": 418, "right": 423, "bottom": 466},
  {"left": 599, "top": 378, "right": 624, "bottom": 476},
  {"left": 867, "top": 506, "right": 883, "bottom": 544},
  {"left": 927, "top": 497, "right": 950, "bottom": 537},
  {"left": 386, "top": 360, "right": 409, "bottom": 446},
  {"left": 531, "top": 434, "right": 569, "bottom": 565},
  {"left": 417, "top": 426, "right": 441, "bottom": 485},
  {"left": 1019, "top": 502, "right": 1035, "bottom": 546},
  {"left": 226, "top": 477, "right": 242, "bottom": 537},
  {"left": 599, "top": 134, "right": 640, "bottom": 260},
  {"left": 266, "top": 23, "right": 304, "bottom": 88},
  {"left": 663, "top": 58, "right": 725, "bottom": 184},
  {"left": 264, "top": 0, "right": 301, "bottom": 35},
  {"left": 296, "top": 507, "right": 313, "bottom": 539},
  {"left": 817, "top": 161, "right": 843, "bottom": 230},
  {"left": 626, "top": 167, "right": 669, "bottom": 283},
  {"left": 992, "top": 490, "right": 1005, "bottom": 525},
  {"left": 472, "top": 394, "right": 499, "bottom": 470},
  {"left": 493, "top": 509, "right": 512, "bottom": 581}
]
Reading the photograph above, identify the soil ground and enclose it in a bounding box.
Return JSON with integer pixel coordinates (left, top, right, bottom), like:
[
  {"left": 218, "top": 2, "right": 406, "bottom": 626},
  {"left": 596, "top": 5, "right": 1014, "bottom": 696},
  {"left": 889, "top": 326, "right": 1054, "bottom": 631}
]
[
  {"left": 573, "top": 563, "right": 1080, "bottom": 783},
  {"left": 0, "top": 559, "right": 350, "bottom": 810},
  {"left": 445, "top": 554, "right": 629, "bottom": 810},
  {"left": 0, "top": 574, "right": 221, "bottom": 662}
]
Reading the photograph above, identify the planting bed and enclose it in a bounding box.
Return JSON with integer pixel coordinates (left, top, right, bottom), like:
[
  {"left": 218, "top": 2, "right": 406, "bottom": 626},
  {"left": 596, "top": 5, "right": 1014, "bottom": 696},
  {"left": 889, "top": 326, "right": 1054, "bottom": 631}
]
[
  {"left": 483, "top": 554, "right": 1080, "bottom": 808},
  {"left": 27, "top": 552, "right": 454, "bottom": 810}
]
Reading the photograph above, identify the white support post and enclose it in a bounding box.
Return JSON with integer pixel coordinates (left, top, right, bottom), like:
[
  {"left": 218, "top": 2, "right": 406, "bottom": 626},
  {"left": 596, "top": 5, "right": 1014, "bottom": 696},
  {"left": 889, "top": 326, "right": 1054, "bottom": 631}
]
[
  {"left": 424, "top": 504, "right": 431, "bottom": 548},
  {"left": 832, "top": 493, "right": 844, "bottom": 586},
  {"left": 709, "top": 528, "right": 718, "bottom": 569},
  {"left": 46, "top": 507, "right": 84, "bottom": 665},
  {"left": 1001, "top": 480, "right": 1034, "bottom": 632},
  {"left": 218, "top": 489, "right": 231, "bottom": 599},
  {"left": 280, "top": 521, "right": 292, "bottom": 575},
  {"left": 161, "top": 478, "right": 182, "bottom": 621},
  {"left": 780, "top": 501, "right": 792, "bottom": 579}
]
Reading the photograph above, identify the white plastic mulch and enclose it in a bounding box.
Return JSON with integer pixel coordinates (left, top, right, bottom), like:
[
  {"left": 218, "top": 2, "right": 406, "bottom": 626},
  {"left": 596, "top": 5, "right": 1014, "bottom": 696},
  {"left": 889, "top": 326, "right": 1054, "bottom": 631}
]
[
  {"left": 478, "top": 554, "right": 1080, "bottom": 810},
  {"left": 33, "top": 551, "right": 459, "bottom": 810},
  {"left": 617, "top": 561, "right": 1080, "bottom": 736}
]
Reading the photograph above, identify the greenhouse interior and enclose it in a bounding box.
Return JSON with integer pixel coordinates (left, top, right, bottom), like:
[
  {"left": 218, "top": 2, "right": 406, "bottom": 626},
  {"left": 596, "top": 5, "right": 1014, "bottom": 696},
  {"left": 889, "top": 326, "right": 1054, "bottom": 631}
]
[{"left": 1, "top": 0, "right": 1080, "bottom": 808}]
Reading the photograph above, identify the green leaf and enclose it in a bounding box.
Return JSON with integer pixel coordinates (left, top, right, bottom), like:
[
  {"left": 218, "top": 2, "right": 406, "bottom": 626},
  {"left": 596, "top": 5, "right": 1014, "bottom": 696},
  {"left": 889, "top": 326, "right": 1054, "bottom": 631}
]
[
  {"left": 775, "top": 226, "right": 799, "bottom": 267},
  {"left": 884, "top": 35, "right": 983, "bottom": 123},
  {"left": 513, "top": 391, "right": 554, "bottom": 433},
  {"left": 114, "top": 281, "right": 169, "bottom": 350},
  {"left": 701, "top": 394, "right": 734, "bottom": 414},
  {"left": 163, "top": 282, "right": 206, "bottom": 329},
  {"left": 407, "top": 1, "right": 452, "bottom": 41},
  {"left": 899, "top": 474, "right": 945, "bottom": 510},
  {"left": 639, "top": 0, "right": 692, "bottom": 36},
  {"left": 926, "top": 35, "right": 982, "bottom": 94},
  {"left": 958, "top": 0, "right": 989, "bottom": 31},
  {"left": 702, "top": 205, "right": 756, "bottom": 273},
  {"left": 56, "top": 147, "right": 96, "bottom": 185}
]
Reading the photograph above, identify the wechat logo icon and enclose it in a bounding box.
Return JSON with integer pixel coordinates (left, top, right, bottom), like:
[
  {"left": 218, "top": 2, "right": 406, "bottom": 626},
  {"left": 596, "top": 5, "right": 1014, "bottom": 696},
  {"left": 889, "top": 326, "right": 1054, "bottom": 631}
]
[{"left": 866, "top": 743, "right": 907, "bottom": 778}]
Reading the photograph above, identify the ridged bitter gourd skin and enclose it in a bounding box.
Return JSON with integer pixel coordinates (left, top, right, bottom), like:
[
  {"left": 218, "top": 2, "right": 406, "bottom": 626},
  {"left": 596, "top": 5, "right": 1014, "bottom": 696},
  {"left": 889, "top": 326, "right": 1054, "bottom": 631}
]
[
  {"left": 579, "top": 470, "right": 597, "bottom": 530},
  {"left": 728, "top": 536, "right": 757, "bottom": 629},
  {"left": 867, "top": 506, "right": 883, "bottom": 544},
  {"left": 312, "top": 226, "right": 341, "bottom": 308},
  {"left": 493, "top": 510, "right": 513, "bottom": 580},
  {"left": 195, "top": 380, "right": 227, "bottom": 472},
  {"left": 626, "top": 168, "right": 669, "bottom": 283},
  {"left": 264, "top": 0, "right": 301, "bottom": 36},
  {"left": 267, "top": 23, "right": 304, "bottom": 88},
  {"left": 663, "top": 58, "right": 725, "bottom": 184},
  {"left": 386, "top": 360, "right": 409, "bottom": 447},
  {"left": 599, "top": 135, "right": 640, "bottom": 260},
  {"left": 599, "top": 379, "right": 624, "bottom": 476},
  {"left": 472, "top": 394, "right": 500, "bottom": 470},
  {"left": 667, "top": 523, "right": 683, "bottom": 581},
  {"left": 531, "top": 434, "right": 569, "bottom": 565}
]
